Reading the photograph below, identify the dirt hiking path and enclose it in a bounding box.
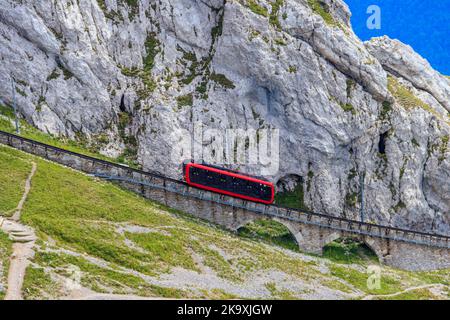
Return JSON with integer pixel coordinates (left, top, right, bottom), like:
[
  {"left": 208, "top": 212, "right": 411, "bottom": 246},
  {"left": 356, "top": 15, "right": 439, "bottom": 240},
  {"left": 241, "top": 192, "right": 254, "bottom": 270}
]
[
  {"left": 0, "top": 162, "right": 37, "bottom": 300},
  {"left": 362, "top": 283, "right": 446, "bottom": 300}
]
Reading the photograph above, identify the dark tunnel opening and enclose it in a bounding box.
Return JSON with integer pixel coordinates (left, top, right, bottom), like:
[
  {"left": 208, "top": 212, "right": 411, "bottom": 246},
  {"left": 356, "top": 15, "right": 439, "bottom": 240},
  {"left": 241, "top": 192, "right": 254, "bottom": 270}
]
[
  {"left": 119, "top": 94, "right": 126, "bottom": 112},
  {"left": 378, "top": 132, "right": 388, "bottom": 154}
]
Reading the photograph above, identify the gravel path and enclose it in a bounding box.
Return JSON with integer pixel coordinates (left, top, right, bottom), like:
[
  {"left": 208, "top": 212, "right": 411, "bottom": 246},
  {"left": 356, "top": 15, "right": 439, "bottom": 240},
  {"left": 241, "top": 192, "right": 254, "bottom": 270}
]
[{"left": 11, "top": 162, "right": 37, "bottom": 221}]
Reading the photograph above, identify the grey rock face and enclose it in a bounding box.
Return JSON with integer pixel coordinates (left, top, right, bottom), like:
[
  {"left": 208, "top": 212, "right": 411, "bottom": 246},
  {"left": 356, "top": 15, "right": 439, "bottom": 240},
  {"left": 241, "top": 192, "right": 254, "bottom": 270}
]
[
  {"left": 366, "top": 36, "right": 450, "bottom": 112},
  {"left": 0, "top": 0, "right": 448, "bottom": 234}
]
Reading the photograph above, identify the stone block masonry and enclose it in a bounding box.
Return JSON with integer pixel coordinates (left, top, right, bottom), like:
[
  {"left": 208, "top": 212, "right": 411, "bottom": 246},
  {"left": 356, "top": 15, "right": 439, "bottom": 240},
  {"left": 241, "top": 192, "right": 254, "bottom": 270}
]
[{"left": 1, "top": 130, "right": 449, "bottom": 271}]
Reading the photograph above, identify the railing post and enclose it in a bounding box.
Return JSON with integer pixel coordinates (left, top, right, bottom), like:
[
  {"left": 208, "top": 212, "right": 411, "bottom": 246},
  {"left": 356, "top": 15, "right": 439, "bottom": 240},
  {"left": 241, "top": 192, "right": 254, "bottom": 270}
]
[{"left": 1, "top": 130, "right": 450, "bottom": 251}]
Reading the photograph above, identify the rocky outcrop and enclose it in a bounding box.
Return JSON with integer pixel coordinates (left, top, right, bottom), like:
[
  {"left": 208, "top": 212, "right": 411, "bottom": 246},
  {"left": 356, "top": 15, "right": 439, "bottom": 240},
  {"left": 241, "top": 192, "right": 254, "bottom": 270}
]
[
  {"left": 0, "top": 0, "right": 448, "bottom": 234},
  {"left": 365, "top": 37, "right": 450, "bottom": 233},
  {"left": 366, "top": 37, "right": 450, "bottom": 112}
]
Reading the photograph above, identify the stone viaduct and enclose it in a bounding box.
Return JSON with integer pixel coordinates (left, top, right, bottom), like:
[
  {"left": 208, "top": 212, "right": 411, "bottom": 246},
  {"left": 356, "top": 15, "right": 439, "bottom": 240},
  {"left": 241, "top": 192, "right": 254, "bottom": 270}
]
[{"left": 1, "top": 130, "right": 449, "bottom": 271}]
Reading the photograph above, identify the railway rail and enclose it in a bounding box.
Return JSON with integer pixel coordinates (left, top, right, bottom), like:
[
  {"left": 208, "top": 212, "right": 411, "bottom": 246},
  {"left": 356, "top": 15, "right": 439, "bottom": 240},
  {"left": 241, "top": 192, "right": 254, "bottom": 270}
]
[{"left": 1, "top": 129, "right": 449, "bottom": 249}]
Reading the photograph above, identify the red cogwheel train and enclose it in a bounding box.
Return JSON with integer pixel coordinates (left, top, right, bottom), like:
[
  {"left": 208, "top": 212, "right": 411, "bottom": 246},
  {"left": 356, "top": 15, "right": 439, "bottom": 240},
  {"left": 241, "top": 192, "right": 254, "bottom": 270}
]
[{"left": 183, "top": 162, "right": 275, "bottom": 204}]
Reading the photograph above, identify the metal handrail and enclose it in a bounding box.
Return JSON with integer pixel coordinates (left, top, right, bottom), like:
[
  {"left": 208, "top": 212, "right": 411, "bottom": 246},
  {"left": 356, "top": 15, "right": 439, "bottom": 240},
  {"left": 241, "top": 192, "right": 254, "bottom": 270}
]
[
  {"left": 94, "top": 174, "right": 450, "bottom": 248},
  {"left": 1, "top": 129, "right": 449, "bottom": 244}
]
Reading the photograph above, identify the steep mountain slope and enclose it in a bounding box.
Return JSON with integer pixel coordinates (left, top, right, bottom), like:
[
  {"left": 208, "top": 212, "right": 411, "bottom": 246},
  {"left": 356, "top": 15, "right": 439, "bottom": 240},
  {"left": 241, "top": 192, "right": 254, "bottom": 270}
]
[
  {"left": 0, "top": 0, "right": 448, "bottom": 233},
  {"left": 0, "top": 143, "right": 449, "bottom": 299}
]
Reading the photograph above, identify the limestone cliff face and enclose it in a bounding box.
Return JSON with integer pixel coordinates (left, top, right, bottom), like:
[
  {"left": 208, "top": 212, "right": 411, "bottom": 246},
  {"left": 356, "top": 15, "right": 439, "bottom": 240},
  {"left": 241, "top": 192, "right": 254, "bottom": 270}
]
[{"left": 0, "top": 0, "right": 448, "bottom": 233}]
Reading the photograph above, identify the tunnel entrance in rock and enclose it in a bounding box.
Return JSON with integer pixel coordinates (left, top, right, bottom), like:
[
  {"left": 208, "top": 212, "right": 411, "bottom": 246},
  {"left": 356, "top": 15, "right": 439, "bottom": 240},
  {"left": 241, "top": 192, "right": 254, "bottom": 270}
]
[
  {"left": 237, "top": 218, "right": 299, "bottom": 252},
  {"left": 378, "top": 132, "right": 388, "bottom": 154},
  {"left": 275, "top": 174, "right": 308, "bottom": 210},
  {"left": 323, "top": 238, "right": 379, "bottom": 264},
  {"left": 276, "top": 174, "right": 302, "bottom": 192}
]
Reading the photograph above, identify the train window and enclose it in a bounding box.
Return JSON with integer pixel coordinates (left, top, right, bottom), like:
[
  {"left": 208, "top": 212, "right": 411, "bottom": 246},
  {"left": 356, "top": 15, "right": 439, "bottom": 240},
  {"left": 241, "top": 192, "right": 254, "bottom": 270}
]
[{"left": 188, "top": 165, "right": 273, "bottom": 202}]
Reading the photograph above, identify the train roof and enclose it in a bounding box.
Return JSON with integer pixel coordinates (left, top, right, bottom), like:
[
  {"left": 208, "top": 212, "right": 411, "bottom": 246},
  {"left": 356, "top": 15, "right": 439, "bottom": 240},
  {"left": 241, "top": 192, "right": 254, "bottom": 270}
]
[{"left": 184, "top": 161, "right": 271, "bottom": 183}]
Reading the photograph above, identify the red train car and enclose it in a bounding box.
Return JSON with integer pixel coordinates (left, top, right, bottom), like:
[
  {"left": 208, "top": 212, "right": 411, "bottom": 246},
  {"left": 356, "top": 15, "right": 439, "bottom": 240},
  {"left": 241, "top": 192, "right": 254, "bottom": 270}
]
[{"left": 184, "top": 162, "right": 275, "bottom": 204}]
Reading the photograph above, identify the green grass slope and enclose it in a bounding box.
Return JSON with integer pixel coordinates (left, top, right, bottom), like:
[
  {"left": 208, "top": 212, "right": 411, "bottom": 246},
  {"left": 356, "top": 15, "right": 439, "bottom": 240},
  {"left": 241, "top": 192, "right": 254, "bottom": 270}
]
[
  {"left": 0, "top": 231, "right": 13, "bottom": 299},
  {"left": 0, "top": 149, "right": 31, "bottom": 216},
  {"left": 0, "top": 104, "right": 449, "bottom": 299},
  {"left": 0, "top": 105, "right": 135, "bottom": 167},
  {"left": 0, "top": 144, "right": 448, "bottom": 300}
]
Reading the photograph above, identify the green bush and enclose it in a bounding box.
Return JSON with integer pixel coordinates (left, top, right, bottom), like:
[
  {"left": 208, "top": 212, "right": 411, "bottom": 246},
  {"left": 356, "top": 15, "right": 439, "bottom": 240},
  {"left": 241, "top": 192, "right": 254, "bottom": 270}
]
[
  {"left": 307, "top": 0, "right": 337, "bottom": 26},
  {"left": 176, "top": 93, "right": 193, "bottom": 108},
  {"left": 210, "top": 73, "right": 235, "bottom": 89},
  {"left": 247, "top": 0, "right": 268, "bottom": 17}
]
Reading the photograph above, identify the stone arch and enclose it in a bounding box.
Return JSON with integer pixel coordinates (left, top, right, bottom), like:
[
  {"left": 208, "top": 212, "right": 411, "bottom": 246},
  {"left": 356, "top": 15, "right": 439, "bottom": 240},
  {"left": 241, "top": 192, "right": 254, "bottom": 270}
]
[
  {"left": 276, "top": 174, "right": 303, "bottom": 192},
  {"left": 272, "top": 217, "right": 303, "bottom": 247},
  {"left": 322, "top": 235, "right": 381, "bottom": 263},
  {"left": 235, "top": 216, "right": 301, "bottom": 251},
  {"left": 322, "top": 232, "right": 341, "bottom": 248},
  {"left": 362, "top": 237, "right": 386, "bottom": 263}
]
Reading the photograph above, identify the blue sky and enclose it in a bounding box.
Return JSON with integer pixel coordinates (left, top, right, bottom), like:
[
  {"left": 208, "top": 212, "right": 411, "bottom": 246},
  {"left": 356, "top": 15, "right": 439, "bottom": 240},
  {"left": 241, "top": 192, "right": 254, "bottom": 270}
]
[{"left": 344, "top": 0, "right": 450, "bottom": 75}]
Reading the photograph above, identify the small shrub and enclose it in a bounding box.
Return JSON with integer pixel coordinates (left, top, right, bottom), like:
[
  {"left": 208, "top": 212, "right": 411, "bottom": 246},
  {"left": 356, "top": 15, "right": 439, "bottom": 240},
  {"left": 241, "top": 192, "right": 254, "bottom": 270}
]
[
  {"left": 345, "top": 192, "right": 358, "bottom": 207},
  {"left": 339, "top": 102, "right": 356, "bottom": 115},
  {"left": 210, "top": 73, "right": 235, "bottom": 89},
  {"left": 15, "top": 87, "right": 27, "bottom": 97},
  {"left": 247, "top": 0, "right": 268, "bottom": 17},
  {"left": 307, "top": 0, "right": 337, "bottom": 27},
  {"left": 274, "top": 37, "right": 286, "bottom": 46},
  {"left": 269, "top": 0, "right": 284, "bottom": 29},
  {"left": 143, "top": 33, "right": 160, "bottom": 72},
  {"left": 380, "top": 101, "right": 392, "bottom": 120},
  {"left": 176, "top": 93, "right": 193, "bottom": 108},
  {"left": 388, "top": 76, "right": 449, "bottom": 125},
  {"left": 438, "top": 135, "right": 449, "bottom": 163},
  {"left": 393, "top": 201, "right": 406, "bottom": 212},
  {"left": 120, "top": 66, "right": 140, "bottom": 77},
  {"left": 388, "top": 76, "right": 428, "bottom": 110},
  {"left": 62, "top": 66, "right": 73, "bottom": 80}
]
